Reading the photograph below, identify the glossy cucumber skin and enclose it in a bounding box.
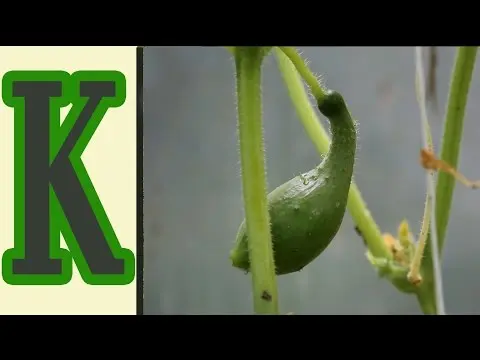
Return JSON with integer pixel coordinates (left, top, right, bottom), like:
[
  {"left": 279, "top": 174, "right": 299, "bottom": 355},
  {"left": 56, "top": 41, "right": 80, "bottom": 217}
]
[{"left": 230, "top": 91, "right": 357, "bottom": 275}]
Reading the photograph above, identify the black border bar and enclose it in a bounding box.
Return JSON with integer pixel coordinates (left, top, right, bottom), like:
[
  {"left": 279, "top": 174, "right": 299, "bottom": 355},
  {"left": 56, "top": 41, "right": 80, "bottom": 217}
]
[{"left": 136, "top": 47, "right": 144, "bottom": 315}]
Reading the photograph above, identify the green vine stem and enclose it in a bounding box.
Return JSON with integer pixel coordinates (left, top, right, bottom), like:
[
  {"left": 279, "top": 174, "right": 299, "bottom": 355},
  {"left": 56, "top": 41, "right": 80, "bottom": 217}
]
[
  {"left": 414, "top": 46, "right": 445, "bottom": 314},
  {"left": 409, "top": 59, "right": 436, "bottom": 288},
  {"left": 278, "top": 47, "right": 326, "bottom": 103},
  {"left": 274, "top": 47, "right": 391, "bottom": 260},
  {"left": 417, "top": 46, "right": 478, "bottom": 314},
  {"left": 435, "top": 46, "right": 477, "bottom": 253},
  {"left": 234, "top": 47, "right": 279, "bottom": 314}
]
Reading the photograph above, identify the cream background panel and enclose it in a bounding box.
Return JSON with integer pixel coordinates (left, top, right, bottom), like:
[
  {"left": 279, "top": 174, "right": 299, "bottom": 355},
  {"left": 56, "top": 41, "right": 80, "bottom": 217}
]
[{"left": 0, "top": 46, "right": 137, "bottom": 314}]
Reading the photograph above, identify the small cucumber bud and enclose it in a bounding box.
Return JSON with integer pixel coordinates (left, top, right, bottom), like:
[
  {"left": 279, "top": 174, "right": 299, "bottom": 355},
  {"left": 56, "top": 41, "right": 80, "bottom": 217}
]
[{"left": 368, "top": 220, "right": 426, "bottom": 294}]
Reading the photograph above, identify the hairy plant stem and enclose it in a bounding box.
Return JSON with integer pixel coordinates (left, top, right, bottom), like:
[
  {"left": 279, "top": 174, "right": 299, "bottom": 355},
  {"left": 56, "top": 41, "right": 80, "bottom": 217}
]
[
  {"left": 417, "top": 46, "right": 478, "bottom": 314},
  {"left": 278, "top": 47, "right": 326, "bottom": 103},
  {"left": 234, "top": 47, "right": 279, "bottom": 314},
  {"left": 414, "top": 46, "right": 445, "bottom": 315},
  {"left": 274, "top": 47, "right": 391, "bottom": 260}
]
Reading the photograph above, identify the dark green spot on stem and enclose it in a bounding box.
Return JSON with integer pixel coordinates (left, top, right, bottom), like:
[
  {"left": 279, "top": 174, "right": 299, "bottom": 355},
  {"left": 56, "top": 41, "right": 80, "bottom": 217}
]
[{"left": 261, "top": 290, "right": 272, "bottom": 301}]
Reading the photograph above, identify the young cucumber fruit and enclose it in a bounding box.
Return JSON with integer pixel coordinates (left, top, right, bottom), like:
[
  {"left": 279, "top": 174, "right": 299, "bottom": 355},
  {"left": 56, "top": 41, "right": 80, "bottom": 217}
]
[{"left": 230, "top": 90, "right": 357, "bottom": 275}]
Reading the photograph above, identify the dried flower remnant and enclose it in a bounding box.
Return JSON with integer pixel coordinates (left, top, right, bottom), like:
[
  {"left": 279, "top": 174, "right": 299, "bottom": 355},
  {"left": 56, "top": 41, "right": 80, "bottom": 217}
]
[{"left": 420, "top": 148, "right": 480, "bottom": 189}]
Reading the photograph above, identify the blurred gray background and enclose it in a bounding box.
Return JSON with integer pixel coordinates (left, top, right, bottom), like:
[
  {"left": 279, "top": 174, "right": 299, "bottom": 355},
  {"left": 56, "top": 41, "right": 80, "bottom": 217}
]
[{"left": 144, "top": 47, "right": 480, "bottom": 315}]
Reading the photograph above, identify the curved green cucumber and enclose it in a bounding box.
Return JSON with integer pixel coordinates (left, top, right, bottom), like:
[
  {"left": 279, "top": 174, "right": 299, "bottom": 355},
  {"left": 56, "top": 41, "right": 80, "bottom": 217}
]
[{"left": 230, "top": 90, "right": 357, "bottom": 275}]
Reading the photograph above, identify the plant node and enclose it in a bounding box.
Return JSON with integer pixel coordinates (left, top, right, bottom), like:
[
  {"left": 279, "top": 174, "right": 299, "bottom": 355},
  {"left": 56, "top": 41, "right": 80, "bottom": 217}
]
[{"left": 367, "top": 220, "right": 425, "bottom": 294}]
